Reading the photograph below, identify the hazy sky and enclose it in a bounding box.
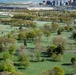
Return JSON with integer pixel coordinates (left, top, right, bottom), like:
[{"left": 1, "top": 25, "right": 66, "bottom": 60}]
[
  {"left": 0, "top": 0, "right": 69, "bottom": 3},
  {"left": 0, "top": 0, "right": 42, "bottom": 2}
]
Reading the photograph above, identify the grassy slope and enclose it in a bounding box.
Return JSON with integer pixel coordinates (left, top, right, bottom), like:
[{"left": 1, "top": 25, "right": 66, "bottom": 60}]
[
  {"left": 15, "top": 52, "right": 76, "bottom": 75},
  {"left": 0, "top": 21, "right": 76, "bottom": 75}
]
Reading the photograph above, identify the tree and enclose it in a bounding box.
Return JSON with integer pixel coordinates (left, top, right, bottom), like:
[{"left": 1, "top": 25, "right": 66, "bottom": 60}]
[
  {"left": 27, "top": 30, "right": 37, "bottom": 42},
  {"left": 42, "top": 24, "right": 51, "bottom": 31},
  {"left": 51, "top": 53, "right": 57, "bottom": 61},
  {"left": 57, "top": 29, "right": 61, "bottom": 35},
  {"left": 0, "top": 60, "right": 15, "bottom": 72},
  {"left": 0, "top": 43, "right": 4, "bottom": 52},
  {"left": 35, "top": 50, "right": 42, "bottom": 62},
  {"left": 0, "top": 37, "right": 16, "bottom": 51},
  {"left": 51, "top": 22, "right": 59, "bottom": 32},
  {"left": 56, "top": 54, "right": 63, "bottom": 61},
  {"left": 3, "top": 51, "right": 10, "bottom": 61},
  {"left": 44, "top": 30, "right": 51, "bottom": 43},
  {"left": 8, "top": 45, "right": 17, "bottom": 55},
  {"left": 72, "top": 31, "right": 76, "bottom": 39},
  {"left": 19, "top": 26, "right": 23, "bottom": 31},
  {"left": 52, "top": 35, "right": 66, "bottom": 52},
  {"left": 18, "top": 53, "right": 30, "bottom": 68},
  {"left": 52, "top": 67, "right": 64, "bottom": 75},
  {"left": 42, "top": 66, "right": 64, "bottom": 75},
  {"left": 18, "top": 32, "right": 27, "bottom": 40},
  {"left": 10, "top": 72, "right": 24, "bottom": 75},
  {"left": 47, "top": 45, "right": 57, "bottom": 57},
  {"left": 24, "top": 39, "right": 27, "bottom": 46},
  {"left": 54, "top": 45, "right": 64, "bottom": 55}
]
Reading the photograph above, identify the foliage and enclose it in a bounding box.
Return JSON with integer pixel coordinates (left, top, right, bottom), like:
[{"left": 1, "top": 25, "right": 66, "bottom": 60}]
[
  {"left": 42, "top": 66, "right": 64, "bottom": 75},
  {"left": 52, "top": 35, "right": 66, "bottom": 50},
  {"left": 47, "top": 45, "right": 57, "bottom": 57},
  {"left": 51, "top": 22, "right": 59, "bottom": 32},
  {"left": 2, "top": 51, "right": 10, "bottom": 61},
  {"left": 35, "top": 51, "right": 41, "bottom": 62},
  {"left": 8, "top": 45, "right": 17, "bottom": 55},
  {"left": 64, "top": 26, "right": 73, "bottom": 31},
  {"left": 0, "top": 37, "right": 16, "bottom": 46},
  {"left": 57, "top": 29, "right": 61, "bottom": 35},
  {"left": 44, "top": 30, "right": 51, "bottom": 37},
  {"left": 0, "top": 43, "right": 4, "bottom": 52},
  {"left": 1, "top": 19, "right": 36, "bottom": 28},
  {"left": 72, "top": 31, "right": 76, "bottom": 39},
  {"left": 18, "top": 53, "right": 30, "bottom": 68},
  {"left": 56, "top": 54, "right": 63, "bottom": 61},
  {"left": 18, "top": 32, "right": 27, "bottom": 40},
  {"left": 27, "top": 30, "right": 37, "bottom": 42},
  {"left": 54, "top": 45, "right": 64, "bottom": 55},
  {"left": 51, "top": 53, "right": 57, "bottom": 60},
  {"left": 10, "top": 72, "right": 24, "bottom": 75},
  {"left": 42, "top": 24, "right": 51, "bottom": 32},
  {"left": 0, "top": 60, "right": 15, "bottom": 72},
  {"left": 12, "top": 14, "right": 36, "bottom": 20}
]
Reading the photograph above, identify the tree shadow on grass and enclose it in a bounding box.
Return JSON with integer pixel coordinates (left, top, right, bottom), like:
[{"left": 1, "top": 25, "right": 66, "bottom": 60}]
[
  {"left": 14, "top": 63, "right": 26, "bottom": 69},
  {"left": 41, "top": 52, "right": 48, "bottom": 58},
  {"left": 61, "top": 63, "right": 72, "bottom": 66},
  {"left": 18, "top": 67, "right": 25, "bottom": 69},
  {"left": 30, "top": 60, "right": 38, "bottom": 62},
  {"left": 14, "top": 63, "right": 20, "bottom": 66},
  {"left": 26, "top": 47, "right": 34, "bottom": 50},
  {"left": 0, "top": 58, "right": 3, "bottom": 60},
  {"left": 65, "top": 74, "right": 73, "bottom": 75},
  {"left": 46, "top": 59, "right": 58, "bottom": 62}
]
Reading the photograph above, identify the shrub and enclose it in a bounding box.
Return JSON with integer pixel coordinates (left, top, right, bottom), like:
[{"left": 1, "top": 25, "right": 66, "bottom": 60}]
[
  {"left": 56, "top": 54, "right": 63, "bottom": 61},
  {"left": 8, "top": 45, "right": 17, "bottom": 55},
  {"left": 47, "top": 46, "right": 57, "bottom": 57},
  {"left": 52, "top": 35, "right": 66, "bottom": 53},
  {"left": 54, "top": 45, "right": 64, "bottom": 55},
  {"left": 51, "top": 53, "right": 57, "bottom": 60},
  {"left": 0, "top": 60, "right": 15, "bottom": 72},
  {"left": 10, "top": 72, "right": 24, "bottom": 75},
  {"left": 18, "top": 53, "right": 30, "bottom": 68},
  {"left": 35, "top": 51, "right": 41, "bottom": 62},
  {"left": 3, "top": 51, "right": 10, "bottom": 60},
  {"left": 52, "top": 67, "right": 64, "bottom": 75},
  {"left": 42, "top": 66, "right": 64, "bottom": 75},
  {"left": 64, "top": 26, "right": 73, "bottom": 31},
  {"left": 57, "top": 29, "right": 61, "bottom": 35}
]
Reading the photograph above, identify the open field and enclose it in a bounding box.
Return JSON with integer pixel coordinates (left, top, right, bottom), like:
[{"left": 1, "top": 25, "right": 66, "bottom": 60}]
[
  {"left": 15, "top": 52, "right": 76, "bottom": 75},
  {"left": 0, "top": 21, "right": 76, "bottom": 50},
  {"left": 0, "top": 11, "right": 76, "bottom": 75}
]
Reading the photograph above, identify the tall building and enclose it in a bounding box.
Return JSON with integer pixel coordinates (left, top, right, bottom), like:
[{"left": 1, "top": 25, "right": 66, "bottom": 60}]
[
  {"left": 46, "top": 0, "right": 51, "bottom": 5},
  {"left": 70, "top": 0, "right": 73, "bottom": 2},
  {"left": 55, "top": 0, "right": 61, "bottom": 6},
  {"left": 73, "top": 0, "right": 76, "bottom": 2}
]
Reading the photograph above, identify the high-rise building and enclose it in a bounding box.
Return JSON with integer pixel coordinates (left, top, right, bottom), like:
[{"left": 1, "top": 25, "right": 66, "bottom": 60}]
[
  {"left": 46, "top": 0, "right": 51, "bottom": 5},
  {"left": 42, "top": 0, "right": 71, "bottom": 6},
  {"left": 55, "top": 0, "right": 61, "bottom": 6},
  {"left": 73, "top": 0, "right": 76, "bottom": 2}
]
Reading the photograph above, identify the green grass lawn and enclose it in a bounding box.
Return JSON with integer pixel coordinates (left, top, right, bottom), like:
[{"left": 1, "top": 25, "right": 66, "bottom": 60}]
[
  {"left": 0, "top": 21, "right": 76, "bottom": 75},
  {"left": 14, "top": 52, "right": 76, "bottom": 75}
]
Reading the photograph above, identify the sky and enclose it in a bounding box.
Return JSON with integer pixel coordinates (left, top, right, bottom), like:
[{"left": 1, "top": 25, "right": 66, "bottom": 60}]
[
  {"left": 0, "top": 0, "right": 69, "bottom": 3},
  {"left": 0, "top": 0, "right": 43, "bottom": 3}
]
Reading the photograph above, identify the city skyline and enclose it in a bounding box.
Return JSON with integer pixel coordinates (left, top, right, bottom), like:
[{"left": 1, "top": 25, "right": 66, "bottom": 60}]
[{"left": 0, "top": 0, "right": 70, "bottom": 3}]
